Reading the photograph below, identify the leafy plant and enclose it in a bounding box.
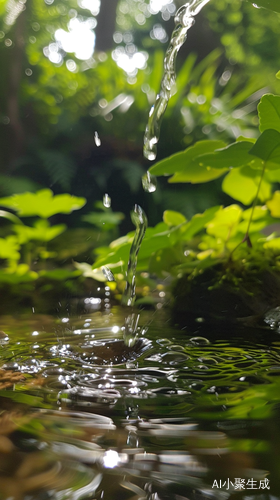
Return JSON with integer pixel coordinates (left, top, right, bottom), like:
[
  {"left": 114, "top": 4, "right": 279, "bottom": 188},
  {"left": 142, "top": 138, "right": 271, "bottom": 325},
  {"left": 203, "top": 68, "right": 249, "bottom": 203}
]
[
  {"left": 87, "top": 84, "right": 280, "bottom": 295},
  {"left": 0, "top": 189, "right": 86, "bottom": 285}
]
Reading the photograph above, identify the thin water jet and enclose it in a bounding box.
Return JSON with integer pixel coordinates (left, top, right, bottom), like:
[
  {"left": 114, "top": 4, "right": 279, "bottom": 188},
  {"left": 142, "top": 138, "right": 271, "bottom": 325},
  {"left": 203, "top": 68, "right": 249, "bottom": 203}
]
[
  {"left": 122, "top": 205, "right": 148, "bottom": 307},
  {"left": 143, "top": 0, "right": 211, "bottom": 161}
]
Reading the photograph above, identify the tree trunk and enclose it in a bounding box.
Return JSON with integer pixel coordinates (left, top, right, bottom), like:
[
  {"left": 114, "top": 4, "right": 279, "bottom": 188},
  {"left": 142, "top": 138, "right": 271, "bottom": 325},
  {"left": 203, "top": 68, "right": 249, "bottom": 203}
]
[
  {"left": 95, "top": 0, "right": 119, "bottom": 52},
  {"left": 5, "top": 8, "right": 26, "bottom": 171}
]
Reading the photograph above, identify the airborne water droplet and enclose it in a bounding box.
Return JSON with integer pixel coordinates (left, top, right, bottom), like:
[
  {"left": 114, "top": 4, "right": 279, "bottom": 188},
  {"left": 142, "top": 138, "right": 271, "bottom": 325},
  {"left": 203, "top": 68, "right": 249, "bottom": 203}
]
[
  {"left": 103, "top": 193, "right": 111, "bottom": 208},
  {"left": 94, "top": 131, "right": 101, "bottom": 147},
  {"left": 142, "top": 171, "right": 157, "bottom": 193},
  {"left": 102, "top": 266, "right": 115, "bottom": 282}
]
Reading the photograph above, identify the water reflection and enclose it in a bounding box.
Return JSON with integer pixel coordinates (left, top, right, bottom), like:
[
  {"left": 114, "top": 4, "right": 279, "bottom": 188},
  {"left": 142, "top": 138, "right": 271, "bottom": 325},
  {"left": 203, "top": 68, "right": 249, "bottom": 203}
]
[{"left": 0, "top": 308, "right": 279, "bottom": 498}]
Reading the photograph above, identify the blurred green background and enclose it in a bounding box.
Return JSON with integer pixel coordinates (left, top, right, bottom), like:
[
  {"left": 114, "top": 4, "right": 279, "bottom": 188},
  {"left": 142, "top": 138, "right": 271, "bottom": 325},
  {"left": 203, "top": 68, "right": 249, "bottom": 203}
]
[
  {"left": 1, "top": 0, "right": 280, "bottom": 225},
  {"left": 1, "top": 0, "right": 280, "bottom": 309}
]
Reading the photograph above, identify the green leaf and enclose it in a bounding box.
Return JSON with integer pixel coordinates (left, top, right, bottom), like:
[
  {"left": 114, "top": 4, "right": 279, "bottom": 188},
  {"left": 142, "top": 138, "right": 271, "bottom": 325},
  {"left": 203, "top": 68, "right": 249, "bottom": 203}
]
[
  {"left": 163, "top": 210, "right": 187, "bottom": 227},
  {"left": 0, "top": 265, "right": 38, "bottom": 284},
  {"left": 149, "top": 140, "right": 226, "bottom": 176},
  {"left": 0, "top": 190, "right": 86, "bottom": 218},
  {"left": 267, "top": 191, "right": 280, "bottom": 217},
  {"left": 181, "top": 206, "right": 221, "bottom": 241},
  {"left": 222, "top": 166, "right": 272, "bottom": 205},
  {"left": 169, "top": 165, "right": 226, "bottom": 184},
  {"left": 249, "top": 129, "right": 280, "bottom": 168},
  {"left": 75, "top": 262, "right": 108, "bottom": 282},
  {"left": 242, "top": 206, "right": 269, "bottom": 220},
  {"left": 193, "top": 141, "right": 256, "bottom": 170},
  {"left": 247, "top": 0, "right": 280, "bottom": 13},
  {"left": 265, "top": 168, "right": 280, "bottom": 182},
  {"left": 258, "top": 94, "right": 280, "bottom": 133},
  {"left": 13, "top": 220, "right": 66, "bottom": 244},
  {"left": 0, "top": 236, "right": 20, "bottom": 261},
  {"left": 206, "top": 206, "right": 243, "bottom": 240},
  {"left": 264, "top": 238, "right": 280, "bottom": 250}
]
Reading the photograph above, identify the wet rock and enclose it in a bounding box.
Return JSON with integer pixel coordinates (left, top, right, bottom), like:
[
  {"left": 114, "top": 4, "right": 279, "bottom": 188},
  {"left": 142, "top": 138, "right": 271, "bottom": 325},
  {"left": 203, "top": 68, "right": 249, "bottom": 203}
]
[{"left": 172, "top": 266, "right": 280, "bottom": 330}]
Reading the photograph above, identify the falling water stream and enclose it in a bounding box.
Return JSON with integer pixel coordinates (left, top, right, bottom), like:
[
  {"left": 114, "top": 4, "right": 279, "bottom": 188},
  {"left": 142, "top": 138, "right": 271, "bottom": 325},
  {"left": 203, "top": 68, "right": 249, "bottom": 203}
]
[{"left": 143, "top": 0, "right": 211, "bottom": 161}]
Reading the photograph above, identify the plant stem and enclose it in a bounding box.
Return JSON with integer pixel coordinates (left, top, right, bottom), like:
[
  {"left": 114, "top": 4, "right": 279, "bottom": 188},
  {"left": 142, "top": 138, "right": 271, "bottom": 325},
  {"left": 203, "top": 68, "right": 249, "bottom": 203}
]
[{"left": 230, "top": 161, "right": 266, "bottom": 258}]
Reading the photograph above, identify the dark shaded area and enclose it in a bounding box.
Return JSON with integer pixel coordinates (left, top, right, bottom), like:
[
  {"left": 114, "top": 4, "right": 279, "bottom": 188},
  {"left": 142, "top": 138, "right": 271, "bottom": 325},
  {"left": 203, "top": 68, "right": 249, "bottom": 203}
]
[{"left": 95, "top": 0, "right": 119, "bottom": 52}]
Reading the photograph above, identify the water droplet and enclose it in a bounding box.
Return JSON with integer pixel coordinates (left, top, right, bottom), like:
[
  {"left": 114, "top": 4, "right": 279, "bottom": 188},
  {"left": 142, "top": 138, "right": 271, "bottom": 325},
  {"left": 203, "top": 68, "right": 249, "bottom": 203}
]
[
  {"left": 103, "top": 193, "right": 111, "bottom": 208},
  {"left": 142, "top": 171, "right": 157, "bottom": 193},
  {"left": 102, "top": 266, "right": 115, "bottom": 282},
  {"left": 94, "top": 131, "right": 101, "bottom": 147},
  {"left": 143, "top": 0, "right": 211, "bottom": 160}
]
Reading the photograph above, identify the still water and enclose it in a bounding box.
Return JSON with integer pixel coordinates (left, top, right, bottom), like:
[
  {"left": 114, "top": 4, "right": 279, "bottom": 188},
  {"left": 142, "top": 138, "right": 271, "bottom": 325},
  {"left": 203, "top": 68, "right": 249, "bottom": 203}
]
[{"left": 0, "top": 297, "right": 279, "bottom": 500}]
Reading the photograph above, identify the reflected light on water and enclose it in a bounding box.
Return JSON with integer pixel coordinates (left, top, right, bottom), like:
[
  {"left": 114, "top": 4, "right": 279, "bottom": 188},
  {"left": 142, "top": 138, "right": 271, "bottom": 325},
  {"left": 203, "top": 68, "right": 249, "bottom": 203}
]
[{"left": 103, "top": 449, "right": 120, "bottom": 468}]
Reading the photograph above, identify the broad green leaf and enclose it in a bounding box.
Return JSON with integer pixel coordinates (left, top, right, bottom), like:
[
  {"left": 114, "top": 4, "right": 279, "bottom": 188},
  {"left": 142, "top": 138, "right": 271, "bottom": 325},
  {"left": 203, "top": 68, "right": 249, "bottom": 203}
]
[
  {"left": 75, "top": 262, "right": 108, "bottom": 282},
  {"left": 149, "top": 140, "right": 226, "bottom": 176},
  {"left": 242, "top": 206, "right": 269, "bottom": 220},
  {"left": 163, "top": 210, "right": 187, "bottom": 227},
  {"left": 193, "top": 141, "right": 256, "bottom": 170},
  {"left": 249, "top": 129, "right": 280, "bottom": 169},
  {"left": 258, "top": 94, "right": 280, "bottom": 133},
  {"left": 247, "top": 0, "right": 280, "bottom": 13},
  {"left": 181, "top": 206, "right": 221, "bottom": 241},
  {"left": 0, "top": 189, "right": 86, "bottom": 218},
  {"left": 169, "top": 165, "right": 226, "bottom": 184},
  {"left": 265, "top": 168, "right": 280, "bottom": 182},
  {"left": 222, "top": 166, "right": 271, "bottom": 205},
  {"left": 0, "top": 236, "right": 20, "bottom": 260},
  {"left": 267, "top": 191, "right": 280, "bottom": 217},
  {"left": 13, "top": 221, "right": 66, "bottom": 244},
  {"left": 237, "top": 206, "right": 275, "bottom": 239},
  {"left": 206, "top": 206, "right": 243, "bottom": 240},
  {"left": 236, "top": 136, "right": 256, "bottom": 144},
  {"left": 0, "top": 265, "right": 38, "bottom": 284},
  {"left": 263, "top": 238, "right": 280, "bottom": 250}
]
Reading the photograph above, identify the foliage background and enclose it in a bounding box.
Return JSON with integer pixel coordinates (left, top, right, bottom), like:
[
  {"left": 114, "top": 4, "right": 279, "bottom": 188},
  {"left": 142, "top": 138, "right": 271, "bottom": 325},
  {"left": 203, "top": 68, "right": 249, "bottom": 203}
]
[{"left": 0, "top": 0, "right": 280, "bottom": 306}]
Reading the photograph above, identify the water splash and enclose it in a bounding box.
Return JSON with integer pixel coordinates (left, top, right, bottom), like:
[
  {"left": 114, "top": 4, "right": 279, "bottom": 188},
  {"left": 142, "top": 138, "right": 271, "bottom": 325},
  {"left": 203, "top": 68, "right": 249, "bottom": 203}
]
[
  {"left": 142, "top": 171, "right": 157, "bottom": 193},
  {"left": 122, "top": 205, "right": 148, "bottom": 307},
  {"left": 143, "top": 0, "right": 211, "bottom": 161},
  {"left": 123, "top": 313, "right": 140, "bottom": 347},
  {"left": 103, "top": 193, "right": 111, "bottom": 208}
]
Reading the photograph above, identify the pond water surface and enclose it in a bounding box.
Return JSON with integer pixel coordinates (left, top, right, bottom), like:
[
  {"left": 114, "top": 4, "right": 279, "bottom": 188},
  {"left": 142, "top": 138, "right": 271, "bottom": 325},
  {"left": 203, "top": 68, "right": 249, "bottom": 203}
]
[{"left": 0, "top": 298, "right": 279, "bottom": 500}]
